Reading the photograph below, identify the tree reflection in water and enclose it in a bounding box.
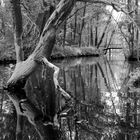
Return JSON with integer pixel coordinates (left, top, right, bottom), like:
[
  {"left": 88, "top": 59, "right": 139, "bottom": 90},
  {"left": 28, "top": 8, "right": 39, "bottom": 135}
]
[{"left": 1, "top": 57, "right": 140, "bottom": 140}]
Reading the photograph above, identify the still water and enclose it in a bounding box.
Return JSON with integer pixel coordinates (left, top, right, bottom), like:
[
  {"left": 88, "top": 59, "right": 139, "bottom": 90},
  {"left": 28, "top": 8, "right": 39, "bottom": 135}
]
[{"left": 0, "top": 54, "right": 140, "bottom": 140}]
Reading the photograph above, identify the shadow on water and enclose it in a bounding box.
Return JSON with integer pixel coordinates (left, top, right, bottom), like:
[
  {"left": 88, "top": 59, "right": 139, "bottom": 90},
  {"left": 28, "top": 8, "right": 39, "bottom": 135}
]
[{"left": 1, "top": 56, "right": 140, "bottom": 139}]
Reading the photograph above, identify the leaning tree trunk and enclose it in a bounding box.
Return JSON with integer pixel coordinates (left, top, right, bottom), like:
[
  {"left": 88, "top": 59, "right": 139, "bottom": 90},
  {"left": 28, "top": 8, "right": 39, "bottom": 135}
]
[
  {"left": 6, "top": 0, "right": 75, "bottom": 140},
  {"left": 7, "top": 0, "right": 75, "bottom": 87}
]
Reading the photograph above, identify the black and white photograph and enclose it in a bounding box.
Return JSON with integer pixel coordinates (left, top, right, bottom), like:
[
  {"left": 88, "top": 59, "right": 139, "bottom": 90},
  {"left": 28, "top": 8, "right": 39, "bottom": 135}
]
[{"left": 0, "top": 0, "right": 140, "bottom": 140}]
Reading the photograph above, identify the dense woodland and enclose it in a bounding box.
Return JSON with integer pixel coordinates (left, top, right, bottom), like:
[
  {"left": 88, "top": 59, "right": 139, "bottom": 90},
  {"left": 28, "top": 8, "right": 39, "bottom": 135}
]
[
  {"left": 1, "top": 0, "right": 140, "bottom": 140},
  {"left": 0, "top": 0, "right": 140, "bottom": 60}
]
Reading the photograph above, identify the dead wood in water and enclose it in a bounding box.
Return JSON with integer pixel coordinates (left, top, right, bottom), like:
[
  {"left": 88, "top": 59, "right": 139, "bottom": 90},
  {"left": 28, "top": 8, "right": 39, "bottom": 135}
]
[{"left": 6, "top": 0, "right": 75, "bottom": 139}]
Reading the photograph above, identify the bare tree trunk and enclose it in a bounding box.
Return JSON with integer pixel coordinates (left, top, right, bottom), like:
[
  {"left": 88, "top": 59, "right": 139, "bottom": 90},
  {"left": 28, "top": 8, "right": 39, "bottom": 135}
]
[
  {"left": 88, "top": 22, "right": 90, "bottom": 46},
  {"left": 11, "top": 0, "right": 24, "bottom": 62},
  {"left": 97, "top": 14, "right": 111, "bottom": 48},
  {"left": 6, "top": 0, "right": 75, "bottom": 140},
  {"left": 63, "top": 20, "right": 67, "bottom": 48},
  {"left": 90, "top": 20, "right": 93, "bottom": 46},
  {"left": 135, "top": 0, "right": 138, "bottom": 18},
  {"left": 95, "top": 15, "right": 98, "bottom": 46},
  {"left": 70, "top": 23, "right": 73, "bottom": 43},
  {"left": 127, "top": 0, "right": 134, "bottom": 55},
  {"left": 7, "top": 0, "right": 75, "bottom": 87},
  {"left": 10, "top": 1, "right": 24, "bottom": 139},
  {"left": 74, "top": 4, "right": 77, "bottom": 42},
  {"left": 0, "top": 14, "right": 5, "bottom": 38},
  {"left": 104, "top": 30, "right": 115, "bottom": 54},
  {"left": 36, "top": 1, "right": 55, "bottom": 35},
  {"left": 135, "top": 0, "right": 139, "bottom": 60},
  {"left": 78, "top": 2, "right": 86, "bottom": 47}
]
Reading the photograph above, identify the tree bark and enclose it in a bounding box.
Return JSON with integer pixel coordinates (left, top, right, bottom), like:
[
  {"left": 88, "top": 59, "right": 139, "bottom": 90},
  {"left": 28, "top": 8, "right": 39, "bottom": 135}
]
[
  {"left": 95, "top": 15, "right": 98, "bottom": 46},
  {"left": 36, "top": 3, "right": 55, "bottom": 35},
  {"left": 63, "top": 19, "right": 67, "bottom": 48},
  {"left": 7, "top": 0, "right": 75, "bottom": 87},
  {"left": 90, "top": 20, "right": 93, "bottom": 46},
  {"left": 79, "top": 2, "right": 86, "bottom": 47},
  {"left": 6, "top": 0, "right": 75, "bottom": 140},
  {"left": 10, "top": 0, "right": 24, "bottom": 62},
  {"left": 74, "top": 4, "right": 77, "bottom": 41}
]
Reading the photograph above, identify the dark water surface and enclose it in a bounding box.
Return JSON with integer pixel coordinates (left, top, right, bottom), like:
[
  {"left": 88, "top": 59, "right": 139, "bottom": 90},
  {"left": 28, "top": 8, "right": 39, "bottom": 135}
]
[{"left": 0, "top": 55, "right": 140, "bottom": 140}]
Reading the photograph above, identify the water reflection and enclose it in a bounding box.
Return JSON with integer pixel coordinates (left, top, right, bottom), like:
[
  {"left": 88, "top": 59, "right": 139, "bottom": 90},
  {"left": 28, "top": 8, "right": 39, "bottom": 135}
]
[
  {"left": 56, "top": 57, "right": 130, "bottom": 140},
  {"left": 0, "top": 56, "right": 140, "bottom": 140}
]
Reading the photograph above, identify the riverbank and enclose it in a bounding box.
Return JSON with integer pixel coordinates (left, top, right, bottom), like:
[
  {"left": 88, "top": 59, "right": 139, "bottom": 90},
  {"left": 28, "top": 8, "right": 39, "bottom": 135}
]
[
  {"left": 0, "top": 46, "right": 100, "bottom": 64},
  {"left": 51, "top": 46, "right": 99, "bottom": 58}
]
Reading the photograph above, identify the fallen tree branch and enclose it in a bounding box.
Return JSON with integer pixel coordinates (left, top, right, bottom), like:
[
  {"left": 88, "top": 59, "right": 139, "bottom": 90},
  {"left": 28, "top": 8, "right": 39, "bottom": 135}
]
[{"left": 41, "top": 56, "right": 71, "bottom": 100}]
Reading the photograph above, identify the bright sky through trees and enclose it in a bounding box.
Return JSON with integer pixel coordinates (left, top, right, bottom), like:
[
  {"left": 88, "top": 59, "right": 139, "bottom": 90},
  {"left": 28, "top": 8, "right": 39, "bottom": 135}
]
[
  {"left": 106, "top": 5, "right": 123, "bottom": 22},
  {"left": 0, "top": 0, "right": 5, "bottom": 7}
]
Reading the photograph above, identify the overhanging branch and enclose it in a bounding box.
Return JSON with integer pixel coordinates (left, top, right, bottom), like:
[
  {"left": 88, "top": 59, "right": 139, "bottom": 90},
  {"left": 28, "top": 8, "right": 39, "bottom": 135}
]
[
  {"left": 77, "top": 0, "right": 122, "bottom": 6},
  {"left": 77, "top": 0, "right": 140, "bottom": 31}
]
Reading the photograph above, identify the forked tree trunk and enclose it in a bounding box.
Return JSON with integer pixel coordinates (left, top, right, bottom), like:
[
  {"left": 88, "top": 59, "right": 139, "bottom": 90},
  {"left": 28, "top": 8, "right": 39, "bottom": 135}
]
[
  {"left": 7, "top": 0, "right": 75, "bottom": 87},
  {"left": 6, "top": 0, "right": 75, "bottom": 140}
]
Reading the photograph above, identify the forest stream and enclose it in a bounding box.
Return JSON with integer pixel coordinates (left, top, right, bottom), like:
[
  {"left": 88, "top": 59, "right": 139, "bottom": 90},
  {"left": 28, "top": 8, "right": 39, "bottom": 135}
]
[{"left": 1, "top": 51, "right": 140, "bottom": 140}]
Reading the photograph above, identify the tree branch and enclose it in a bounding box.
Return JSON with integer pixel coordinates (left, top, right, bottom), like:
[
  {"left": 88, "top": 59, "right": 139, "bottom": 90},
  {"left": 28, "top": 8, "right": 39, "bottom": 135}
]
[
  {"left": 77, "top": 0, "right": 140, "bottom": 31},
  {"left": 77, "top": 0, "right": 125, "bottom": 6},
  {"left": 7, "top": 0, "right": 76, "bottom": 86},
  {"left": 42, "top": 57, "right": 71, "bottom": 100}
]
